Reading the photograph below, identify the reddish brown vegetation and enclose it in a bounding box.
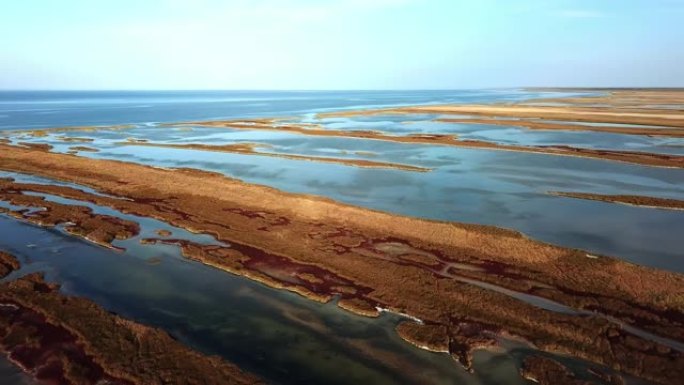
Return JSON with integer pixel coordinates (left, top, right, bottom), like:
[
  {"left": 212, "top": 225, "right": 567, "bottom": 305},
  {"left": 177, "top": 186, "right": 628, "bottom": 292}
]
[
  {"left": 0, "top": 272, "right": 261, "bottom": 385},
  {"left": 0, "top": 251, "right": 19, "bottom": 278},
  {"left": 521, "top": 356, "right": 593, "bottom": 385},
  {"left": 0, "top": 179, "right": 139, "bottom": 248},
  {"left": 521, "top": 355, "right": 625, "bottom": 385},
  {"left": 396, "top": 322, "right": 450, "bottom": 352},
  {"left": 0, "top": 145, "right": 683, "bottom": 384}
]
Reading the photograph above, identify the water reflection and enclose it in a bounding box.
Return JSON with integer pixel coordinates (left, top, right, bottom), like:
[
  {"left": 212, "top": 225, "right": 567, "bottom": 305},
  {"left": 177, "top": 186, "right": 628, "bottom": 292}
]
[
  {"left": 70, "top": 144, "right": 684, "bottom": 272},
  {"left": 0, "top": 356, "right": 36, "bottom": 385},
  {"left": 0, "top": 215, "right": 534, "bottom": 385}
]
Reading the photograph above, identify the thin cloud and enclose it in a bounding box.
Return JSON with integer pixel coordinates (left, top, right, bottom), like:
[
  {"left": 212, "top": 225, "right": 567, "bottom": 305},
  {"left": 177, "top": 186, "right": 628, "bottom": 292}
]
[{"left": 556, "top": 9, "right": 604, "bottom": 18}]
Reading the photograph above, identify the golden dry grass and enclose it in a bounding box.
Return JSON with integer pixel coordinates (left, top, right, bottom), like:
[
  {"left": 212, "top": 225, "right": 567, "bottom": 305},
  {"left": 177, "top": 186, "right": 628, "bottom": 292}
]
[{"left": 0, "top": 145, "right": 683, "bottom": 384}]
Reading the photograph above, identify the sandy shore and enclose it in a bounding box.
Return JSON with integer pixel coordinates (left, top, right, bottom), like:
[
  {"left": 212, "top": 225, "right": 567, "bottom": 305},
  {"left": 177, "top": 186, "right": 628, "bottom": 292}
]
[{"left": 1, "top": 144, "right": 683, "bottom": 384}]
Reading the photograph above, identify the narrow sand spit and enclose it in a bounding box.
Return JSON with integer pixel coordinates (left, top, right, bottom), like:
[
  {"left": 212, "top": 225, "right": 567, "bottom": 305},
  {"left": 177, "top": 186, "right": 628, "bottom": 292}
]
[
  {"left": 117, "top": 141, "right": 431, "bottom": 172},
  {"left": 318, "top": 100, "right": 684, "bottom": 128},
  {"left": 436, "top": 117, "right": 684, "bottom": 137},
  {"left": 551, "top": 191, "right": 684, "bottom": 211},
  {"left": 182, "top": 119, "right": 684, "bottom": 168}
]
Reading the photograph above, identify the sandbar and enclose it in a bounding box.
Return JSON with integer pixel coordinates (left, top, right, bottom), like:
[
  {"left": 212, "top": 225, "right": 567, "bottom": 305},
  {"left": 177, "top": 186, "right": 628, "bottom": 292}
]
[
  {"left": 179, "top": 119, "right": 463, "bottom": 146},
  {"left": 436, "top": 117, "right": 684, "bottom": 137},
  {"left": 320, "top": 103, "right": 684, "bottom": 128},
  {"left": 182, "top": 119, "right": 684, "bottom": 168},
  {"left": 551, "top": 191, "right": 684, "bottom": 211},
  {"left": 117, "top": 141, "right": 431, "bottom": 172}
]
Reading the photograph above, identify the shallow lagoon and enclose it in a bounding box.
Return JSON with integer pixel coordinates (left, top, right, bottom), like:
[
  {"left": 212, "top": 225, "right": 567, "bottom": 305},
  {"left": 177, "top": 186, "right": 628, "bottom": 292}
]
[
  {"left": 0, "top": 180, "right": 659, "bottom": 384},
  {"left": 1, "top": 210, "right": 530, "bottom": 385},
  {"left": 313, "top": 114, "right": 684, "bottom": 154},
  {"left": 30, "top": 136, "right": 682, "bottom": 272},
  {"left": 1, "top": 90, "right": 682, "bottom": 384}
]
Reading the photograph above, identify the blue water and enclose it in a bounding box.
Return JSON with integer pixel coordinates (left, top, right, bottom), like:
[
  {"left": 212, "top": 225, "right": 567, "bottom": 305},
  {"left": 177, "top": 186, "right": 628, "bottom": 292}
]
[
  {"left": 0, "top": 89, "right": 679, "bottom": 385},
  {"left": 0, "top": 183, "right": 524, "bottom": 385},
  {"left": 3, "top": 89, "right": 683, "bottom": 271},
  {"left": 0, "top": 89, "right": 588, "bottom": 130}
]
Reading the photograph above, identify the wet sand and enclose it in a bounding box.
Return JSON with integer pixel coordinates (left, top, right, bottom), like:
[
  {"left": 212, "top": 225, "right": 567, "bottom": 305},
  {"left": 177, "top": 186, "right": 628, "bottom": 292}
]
[
  {"left": 0, "top": 252, "right": 261, "bottom": 385},
  {"left": 117, "top": 142, "right": 431, "bottom": 172},
  {"left": 1, "top": 144, "right": 683, "bottom": 384},
  {"left": 551, "top": 192, "right": 684, "bottom": 211}
]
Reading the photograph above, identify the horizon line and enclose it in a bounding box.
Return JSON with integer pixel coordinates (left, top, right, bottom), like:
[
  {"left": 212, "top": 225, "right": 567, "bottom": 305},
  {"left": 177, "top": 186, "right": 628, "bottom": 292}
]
[{"left": 2, "top": 87, "right": 684, "bottom": 92}]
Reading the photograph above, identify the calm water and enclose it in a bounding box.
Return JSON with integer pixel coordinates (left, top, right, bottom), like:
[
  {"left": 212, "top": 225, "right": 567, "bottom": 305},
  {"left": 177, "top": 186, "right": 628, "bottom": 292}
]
[
  {"left": 0, "top": 89, "right": 589, "bottom": 130},
  {"left": 0, "top": 356, "right": 35, "bottom": 385},
  {"left": 0, "top": 201, "right": 526, "bottom": 385},
  {"left": 1, "top": 178, "right": 650, "bottom": 385},
  {"left": 10, "top": 117, "right": 683, "bottom": 271},
  {"left": 0, "top": 90, "right": 681, "bottom": 385}
]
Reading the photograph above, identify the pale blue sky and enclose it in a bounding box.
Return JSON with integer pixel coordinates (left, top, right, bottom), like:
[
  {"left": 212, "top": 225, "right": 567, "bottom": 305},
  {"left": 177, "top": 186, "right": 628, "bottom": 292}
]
[{"left": 1, "top": 0, "right": 682, "bottom": 89}]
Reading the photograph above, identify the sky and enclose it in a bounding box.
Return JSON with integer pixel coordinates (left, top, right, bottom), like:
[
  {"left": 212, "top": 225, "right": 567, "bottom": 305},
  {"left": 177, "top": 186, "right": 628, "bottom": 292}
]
[{"left": 1, "top": 0, "right": 683, "bottom": 90}]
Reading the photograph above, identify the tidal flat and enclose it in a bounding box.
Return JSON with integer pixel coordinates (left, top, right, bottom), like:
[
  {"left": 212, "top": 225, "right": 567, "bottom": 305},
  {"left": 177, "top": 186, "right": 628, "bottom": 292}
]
[{"left": 0, "top": 89, "right": 683, "bottom": 385}]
